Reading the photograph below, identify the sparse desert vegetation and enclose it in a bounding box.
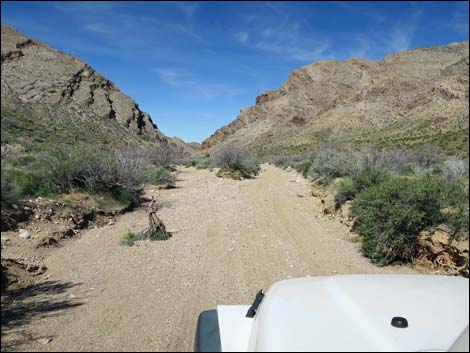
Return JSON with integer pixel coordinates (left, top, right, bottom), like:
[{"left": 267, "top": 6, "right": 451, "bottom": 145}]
[
  {"left": 271, "top": 144, "right": 469, "bottom": 266},
  {"left": 176, "top": 147, "right": 260, "bottom": 180},
  {"left": 212, "top": 146, "right": 260, "bottom": 180},
  {"left": 1, "top": 144, "right": 176, "bottom": 207}
]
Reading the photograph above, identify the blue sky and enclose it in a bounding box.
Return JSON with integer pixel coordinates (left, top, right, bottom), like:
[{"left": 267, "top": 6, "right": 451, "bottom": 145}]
[{"left": 2, "top": 1, "right": 468, "bottom": 142}]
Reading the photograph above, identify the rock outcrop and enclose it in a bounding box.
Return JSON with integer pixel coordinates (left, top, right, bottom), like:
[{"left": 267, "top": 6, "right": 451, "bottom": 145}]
[
  {"left": 202, "top": 42, "right": 469, "bottom": 156},
  {"left": 417, "top": 226, "right": 469, "bottom": 277},
  {"left": 1, "top": 25, "right": 180, "bottom": 152}
]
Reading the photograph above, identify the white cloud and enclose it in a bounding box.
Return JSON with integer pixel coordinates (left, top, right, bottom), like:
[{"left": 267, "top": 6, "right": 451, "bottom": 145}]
[
  {"left": 52, "top": 1, "right": 115, "bottom": 12},
  {"left": 387, "top": 9, "right": 421, "bottom": 52},
  {"left": 234, "top": 5, "right": 331, "bottom": 62},
  {"left": 153, "top": 67, "right": 244, "bottom": 99},
  {"left": 336, "top": 2, "right": 387, "bottom": 24},
  {"left": 236, "top": 32, "right": 249, "bottom": 43},
  {"left": 389, "top": 28, "right": 413, "bottom": 52},
  {"left": 82, "top": 23, "right": 118, "bottom": 36}
]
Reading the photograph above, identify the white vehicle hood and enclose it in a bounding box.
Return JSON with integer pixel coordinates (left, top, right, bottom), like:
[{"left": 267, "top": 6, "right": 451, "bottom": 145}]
[{"left": 219, "top": 275, "right": 469, "bottom": 352}]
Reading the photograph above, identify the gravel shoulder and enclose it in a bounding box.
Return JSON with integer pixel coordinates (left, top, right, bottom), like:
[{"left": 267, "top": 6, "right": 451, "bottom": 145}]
[{"left": 2, "top": 165, "right": 423, "bottom": 352}]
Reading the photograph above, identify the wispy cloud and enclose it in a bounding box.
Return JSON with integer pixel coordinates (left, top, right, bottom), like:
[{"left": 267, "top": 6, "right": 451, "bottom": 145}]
[
  {"left": 153, "top": 67, "right": 244, "bottom": 99},
  {"left": 152, "top": 68, "right": 195, "bottom": 87},
  {"left": 82, "top": 23, "right": 118, "bottom": 36},
  {"left": 235, "top": 31, "right": 249, "bottom": 44},
  {"left": 234, "top": 4, "right": 331, "bottom": 62},
  {"left": 388, "top": 9, "right": 422, "bottom": 52},
  {"left": 344, "top": 7, "right": 423, "bottom": 60},
  {"left": 51, "top": 1, "right": 115, "bottom": 12},
  {"left": 49, "top": 0, "right": 204, "bottom": 59},
  {"left": 336, "top": 2, "right": 387, "bottom": 24}
]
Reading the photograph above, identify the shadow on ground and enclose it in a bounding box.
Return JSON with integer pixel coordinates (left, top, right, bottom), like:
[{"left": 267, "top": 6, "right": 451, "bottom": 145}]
[{"left": 1, "top": 280, "right": 82, "bottom": 351}]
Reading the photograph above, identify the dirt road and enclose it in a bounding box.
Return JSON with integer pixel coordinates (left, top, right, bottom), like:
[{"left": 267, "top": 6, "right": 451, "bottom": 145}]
[{"left": 3, "top": 165, "right": 421, "bottom": 351}]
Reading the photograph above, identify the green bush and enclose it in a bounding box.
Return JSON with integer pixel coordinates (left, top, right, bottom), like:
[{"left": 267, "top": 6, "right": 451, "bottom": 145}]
[
  {"left": 120, "top": 230, "right": 136, "bottom": 246},
  {"left": 351, "top": 176, "right": 454, "bottom": 265},
  {"left": 293, "top": 160, "right": 312, "bottom": 177},
  {"left": 196, "top": 157, "right": 212, "bottom": 169},
  {"left": 186, "top": 160, "right": 198, "bottom": 167},
  {"left": 1, "top": 161, "right": 53, "bottom": 199},
  {"left": 141, "top": 165, "right": 175, "bottom": 185},
  {"left": 446, "top": 205, "right": 469, "bottom": 239},
  {"left": 1, "top": 164, "right": 20, "bottom": 205},
  {"left": 216, "top": 168, "right": 243, "bottom": 180},
  {"left": 335, "top": 177, "right": 355, "bottom": 205},
  {"left": 335, "top": 169, "right": 390, "bottom": 205},
  {"left": 135, "top": 227, "right": 171, "bottom": 241},
  {"left": 1, "top": 145, "right": 177, "bottom": 205}
]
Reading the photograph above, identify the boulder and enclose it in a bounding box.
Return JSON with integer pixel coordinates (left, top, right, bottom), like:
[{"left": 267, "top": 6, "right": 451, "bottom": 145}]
[{"left": 18, "top": 229, "right": 32, "bottom": 239}]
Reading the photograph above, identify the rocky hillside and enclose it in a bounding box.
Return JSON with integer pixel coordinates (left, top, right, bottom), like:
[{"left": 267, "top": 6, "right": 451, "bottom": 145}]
[
  {"left": 202, "top": 42, "right": 469, "bottom": 157},
  {"left": 1, "top": 25, "right": 181, "bottom": 154}
]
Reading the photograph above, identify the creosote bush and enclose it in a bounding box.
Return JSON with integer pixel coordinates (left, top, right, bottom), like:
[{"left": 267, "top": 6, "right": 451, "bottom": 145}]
[
  {"left": 335, "top": 168, "right": 391, "bottom": 205},
  {"left": 351, "top": 176, "right": 468, "bottom": 266},
  {"left": 212, "top": 146, "right": 260, "bottom": 179}
]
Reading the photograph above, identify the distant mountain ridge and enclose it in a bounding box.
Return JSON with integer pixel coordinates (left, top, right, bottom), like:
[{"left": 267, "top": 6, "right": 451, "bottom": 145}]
[
  {"left": 169, "top": 137, "right": 201, "bottom": 156},
  {"left": 202, "top": 42, "right": 469, "bottom": 157}
]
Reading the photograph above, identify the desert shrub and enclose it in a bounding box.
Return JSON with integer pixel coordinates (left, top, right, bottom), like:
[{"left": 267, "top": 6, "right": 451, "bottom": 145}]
[
  {"left": 140, "top": 165, "right": 175, "bottom": 185},
  {"left": 293, "top": 160, "right": 312, "bottom": 177},
  {"left": 121, "top": 230, "right": 136, "bottom": 246},
  {"left": 308, "top": 148, "right": 360, "bottom": 179},
  {"left": 351, "top": 176, "right": 456, "bottom": 265},
  {"left": 269, "top": 154, "right": 304, "bottom": 167},
  {"left": 411, "top": 145, "right": 444, "bottom": 169},
  {"left": 137, "top": 229, "right": 171, "bottom": 241},
  {"left": 358, "top": 145, "right": 444, "bottom": 174},
  {"left": 446, "top": 205, "right": 469, "bottom": 239},
  {"left": 1, "top": 157, "right": 53, "bottom": 198},
  {"left": 176, "top": 157, "right": 198, "bottom": 167},
  {"left": 148, "top": 145, "right": 179, "bottom": 167},
  {"left": 359, "top": 147, "right": 410, "bottom": 172},
  {"left": 196, "top": 157, "right": 212, "bottom": 169},
  {"left": 212, "top": 146, "right": 259, "bottom": 178},
  {"left": 335, "top": 169, "right": 391, "bottom": 205},
  {"left": 351, "top": 168, "right": 391, "bottom": 194},
  {"left": 335, "top": 177, "right": 355, "bottom": 205},
  {"left": 14, "top": 168, "right": 54, "bottom": 197},
  {"left": 1, "top": 163, "right": 20, "bottom": 205},
  {"left": 216, "top": 168, "right": 243, "bottom": 180},
  {"left": 440, "top": 158, "right": 467, "bottom": 182},
  {"left": 2, "top": 145, "right": 176, "bottom": 204},
  {"left": 126, "top": 223, "right": 171, "bottom": 246}
]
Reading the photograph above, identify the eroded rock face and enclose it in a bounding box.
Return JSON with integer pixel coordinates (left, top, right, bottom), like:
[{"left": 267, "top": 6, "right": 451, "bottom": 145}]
[
  {"left": 416, "top": 226, "right": 469, "bottom": 277},
  {"left": 202, "top": 42, "right": 469, "bottom": 154},
  {"left": 1, "top": 25, "right": 172, "bottom": 145}
]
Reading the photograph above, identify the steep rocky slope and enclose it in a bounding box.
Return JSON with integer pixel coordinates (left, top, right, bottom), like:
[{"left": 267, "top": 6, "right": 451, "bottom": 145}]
[
  {"left": 1, "top": 25, "right": 181, "bottom": 153},
  {"left": 202, "top": 42, "right": 469, "bottom": 156}
]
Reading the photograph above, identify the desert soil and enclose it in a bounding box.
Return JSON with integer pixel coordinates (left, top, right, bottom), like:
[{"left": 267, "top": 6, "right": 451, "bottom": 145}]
[{"left": 2, "top": 165, "right": 423, "bottom": 352}]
